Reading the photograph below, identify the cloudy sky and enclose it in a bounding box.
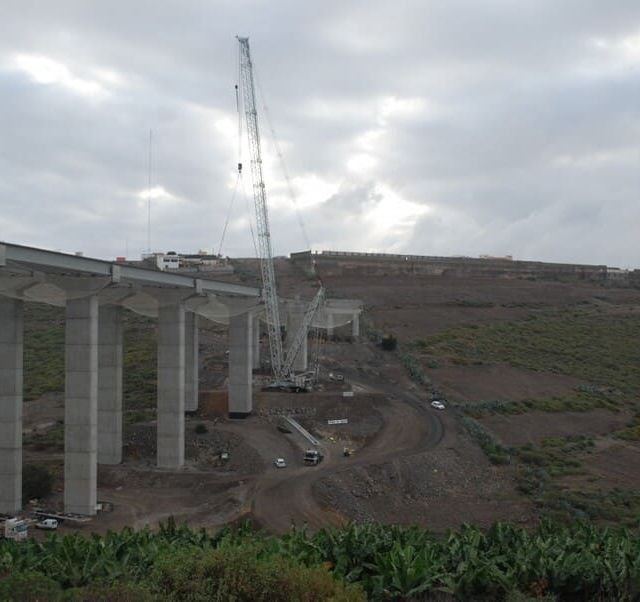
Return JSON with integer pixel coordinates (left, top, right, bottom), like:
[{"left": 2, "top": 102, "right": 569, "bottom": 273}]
[{"left": 1, "top": 1, "right": 639, "bottom": 267}]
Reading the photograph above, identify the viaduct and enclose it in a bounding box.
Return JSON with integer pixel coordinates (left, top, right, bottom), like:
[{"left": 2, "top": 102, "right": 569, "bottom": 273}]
[{"left": 0, "top": 242, "right": 361, "bottom": 517}]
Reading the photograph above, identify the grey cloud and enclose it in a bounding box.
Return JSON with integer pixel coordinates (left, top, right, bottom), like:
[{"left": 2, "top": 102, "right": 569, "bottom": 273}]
[{"left": 0, "top": 0, "right": 639, "bottom": 265}]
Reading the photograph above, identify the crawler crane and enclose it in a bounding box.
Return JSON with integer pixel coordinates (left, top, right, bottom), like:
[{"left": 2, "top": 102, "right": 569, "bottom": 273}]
[{"left": 236, "top": 36, "right": 324, "bottom": 387}]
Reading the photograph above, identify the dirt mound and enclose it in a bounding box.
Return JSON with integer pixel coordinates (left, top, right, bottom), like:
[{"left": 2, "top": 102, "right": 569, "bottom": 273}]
[
  {"left": 314, "top": 437, "right": 532, "bottom": 530},
  {"left": 124, "top": 421, "right": 264, "bottom": 475}
]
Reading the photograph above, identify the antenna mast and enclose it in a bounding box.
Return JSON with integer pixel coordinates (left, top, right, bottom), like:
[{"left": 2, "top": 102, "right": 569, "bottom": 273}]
[{"left": 147, "top": 129, "right": 152, "bottom": 254}]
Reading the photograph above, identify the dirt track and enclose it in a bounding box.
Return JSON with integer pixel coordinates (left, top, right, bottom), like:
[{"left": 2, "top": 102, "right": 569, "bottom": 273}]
[{"left": 251, "top": 373, "right": 444, "bottom": 533}]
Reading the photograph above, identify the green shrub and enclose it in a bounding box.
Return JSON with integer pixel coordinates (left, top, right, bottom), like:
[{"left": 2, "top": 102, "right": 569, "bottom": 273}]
[
  {"left": 194, "top": 423, "right": 208, "bottom": 435},
  {"left": 22, "top": 464, "right": 54, "bottom": 503},
  {"left": 68, "top": 583, "right": 155, "bottom": 601},
  {"left": 380, "top": 334, "right": 397, "bottom": 351},
  {"left": 461, "top": 417, "right": 511, "bottom": 464},
  {"left": 400, "top": 352, "right": 431, "bottom": 386},
  {"left": 0, "top": 572, "right": 63, "bottom": 601},
  {"left": 151, "top": 546, "right": 364, "bottom": 601}
]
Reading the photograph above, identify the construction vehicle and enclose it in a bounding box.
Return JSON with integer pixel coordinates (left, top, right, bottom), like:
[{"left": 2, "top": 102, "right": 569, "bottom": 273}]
[
  {"left": 303, "top": 449, "right": 324, "bottom": 466},
  {"left": 236, "top": 36, "right": 324, "bottom": 390},
  {"left": 1, "top": 517, "right": 28, "bottom": 540}
]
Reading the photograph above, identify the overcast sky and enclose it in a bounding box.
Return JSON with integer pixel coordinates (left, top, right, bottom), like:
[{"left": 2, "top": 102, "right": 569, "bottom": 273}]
[{"left": 1, "top": 1, "right": 639, "bottom": 267}]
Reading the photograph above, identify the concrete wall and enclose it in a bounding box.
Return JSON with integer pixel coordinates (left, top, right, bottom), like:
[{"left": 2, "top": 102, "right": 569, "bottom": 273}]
[{"left": 291, "top": 250, "right": 613, "bottom": 283}]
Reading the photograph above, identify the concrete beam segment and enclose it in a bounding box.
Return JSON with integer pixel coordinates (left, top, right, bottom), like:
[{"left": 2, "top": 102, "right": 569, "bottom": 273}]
[
  {"left": 1, "top": 241, "right": 259, "bottom": 297},
  {"left": 98, "top": 306, "right": 123, "bottom": 465},
  {"left": 228, "top": 313, "right": 253, "bottom": 418},
  {"left": 64, "top": 296, "right": 99, "bottom": 516},
  {"left": 286, "top": 301, "right": 308, "bottom": 371},
  {"left": 252, "top": 318, "right": 260, "bottom": 370},
  {"left": 184, "top": 312, "right": 199, "bottom": 412},
  {"left": 0, "top": 298, "right": 23, "bottom": 514},
  {"left": 157, "top": 303, "right": 185, "bottom": 467}
]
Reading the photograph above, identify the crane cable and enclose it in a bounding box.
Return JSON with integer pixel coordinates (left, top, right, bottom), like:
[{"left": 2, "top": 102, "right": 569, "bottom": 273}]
[
  {"left": 253, "top": 68, "right": 326, "bottom": 293},
  {"left": 254, "top": 70, "right": 313, "bottom": 254},
  {"left": 216, "top": 171, "right": 241, "bottom": 258}
]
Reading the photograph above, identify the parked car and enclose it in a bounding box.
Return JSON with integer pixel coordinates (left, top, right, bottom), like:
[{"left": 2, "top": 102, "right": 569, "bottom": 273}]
[
  {"left": 274, "top": 458, "right": 287, "bottom": 468},
  {"left": 35, "top": 518, "right": 58, "bottom": 530},
  {"left": 431, "top": 400, "right": 446, "bottom": 410}
]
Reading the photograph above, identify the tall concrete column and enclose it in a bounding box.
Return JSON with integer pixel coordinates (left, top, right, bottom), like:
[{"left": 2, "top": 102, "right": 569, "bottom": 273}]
[
  {"left": 351, "top": 313, "right": 360, "bottom": 338},
  {"left": 252, "top": 316, "right": 260, "bottom": 370},
  {"left": 286, "top": 301, "right": 308, "bottom": 371},
  {"left": 228, "top": 312, "right": 252, "bottom": 418},
  {"left": 157, "top": 303, "right": 185, "bottom": 468},
  {"left": 64, "top": 296, "right": 98, "bottom": 515},
  {"left": 0, "top": 298, "right": 23, "bottom": 514},
  {"left": 98, "top": 305, "right": 123, "bottom": 465},
  {"left": 184, "top": 312, "right": 199, "bottom": 412},
  {"left": 326, "top": 312, "right": 335, "bottom": 337}
]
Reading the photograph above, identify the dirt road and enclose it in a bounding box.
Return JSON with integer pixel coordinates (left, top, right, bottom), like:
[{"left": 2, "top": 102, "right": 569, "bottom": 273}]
[{"left": 251, "top": 374, "right": 444, "bottom": 533}]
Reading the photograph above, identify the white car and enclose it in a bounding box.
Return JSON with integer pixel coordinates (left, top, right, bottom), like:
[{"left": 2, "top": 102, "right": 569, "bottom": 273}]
[
  {"left": 35, "top": 518, "right": 58, "bottom": 530},
  {"left": 274, "top": 458, "right": 287, "bottom": 468},
  {"left": 431, "top": 400, "right": 446, "bottom": 410}
]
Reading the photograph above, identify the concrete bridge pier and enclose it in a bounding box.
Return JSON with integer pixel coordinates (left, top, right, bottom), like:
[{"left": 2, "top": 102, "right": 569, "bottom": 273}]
[
  {"left": 286, "top": 301, "right": 308, "bottom": 371},
  {"left": 228, "top": 312, "right": 253, "bottom": 418},
  {"left": 0, "top": 297, "right": 23, "bottom": 514},
  {"left": 64, "top": 296, "right": 99, "bottom": 516},
  {"left": 351, "top": 312, "right": 360, "bottom": 338},
  {"left": 98, "top": 305, "right": 123, "bottom": 465},
  {"left": 252, "top": 316, "right": 260, "bottom": 371},
  {"left": 157, "top": 303, "right": 185, "bottom": 468},
  {"left": 184, "top": 312, "right": 199, "bottom": 412},
  {"left": 326, "top": 313, "right": 335, "bottom": 337}
]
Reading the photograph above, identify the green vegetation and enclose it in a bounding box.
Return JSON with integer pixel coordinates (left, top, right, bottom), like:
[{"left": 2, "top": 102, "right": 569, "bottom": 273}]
[
  {"left": 510, "top": 436, "right": 640, "bottom": 525},
  {"left": 419, "top": 310, "right": 640, "bottom": 398},
  {"left": 21, "top": 464, "right": 54, "bottom": 503},
  {"left": 23, "top": 303, "right": 157, "bottom": 408},
  {"left": 125, "top": 408, "right": 155, "bottom": 425},
  {"left": 5, "top": 519, "right": 640, "bottom": 599},
  {"left": 380, "top": 333, "right": 397, "bottom": 351},
  {"left": 23, "top": 304, "right": 65, "bottom": 401},
  {"left": 194, "top": 422, "right": 208, "bottom": 434},
  {"left": 414, "top": 308, "right": 640, "bottom": 418},
  {"left": 123, "top": 313, "right": 157, "bottom": 409},
  {"left": 399, "top": 351, "right": 430, "bottom": 386},
  {"left": 461, "top": 416, "right": 511, "bottom": 465},
  {"left": 23, "top": 421, "right": 64, "bottom": 451},
  {"left": 615, "top": 413, "right": 640, "bottom": 441},
  {"left": 458, "top": 388, "right": 621, "bottom": 419}
]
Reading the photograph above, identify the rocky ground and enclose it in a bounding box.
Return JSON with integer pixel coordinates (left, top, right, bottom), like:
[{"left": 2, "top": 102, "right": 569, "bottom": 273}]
[{"left": 19, "top": 258, "right": 640, "bottom": 533}]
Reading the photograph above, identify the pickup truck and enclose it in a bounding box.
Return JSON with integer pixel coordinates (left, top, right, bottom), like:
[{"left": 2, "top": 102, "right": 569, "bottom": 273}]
[
  {"left": 303, "top": 449, "right": 324, "bottom": 466},
  {"left": 36, "top": 518, "right": 58, "bottom": 530}
]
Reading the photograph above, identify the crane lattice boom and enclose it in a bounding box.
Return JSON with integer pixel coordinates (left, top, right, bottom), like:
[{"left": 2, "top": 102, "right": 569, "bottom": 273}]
[{"left": 237, "top": 36, "right": 285, "bottom": 378}]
